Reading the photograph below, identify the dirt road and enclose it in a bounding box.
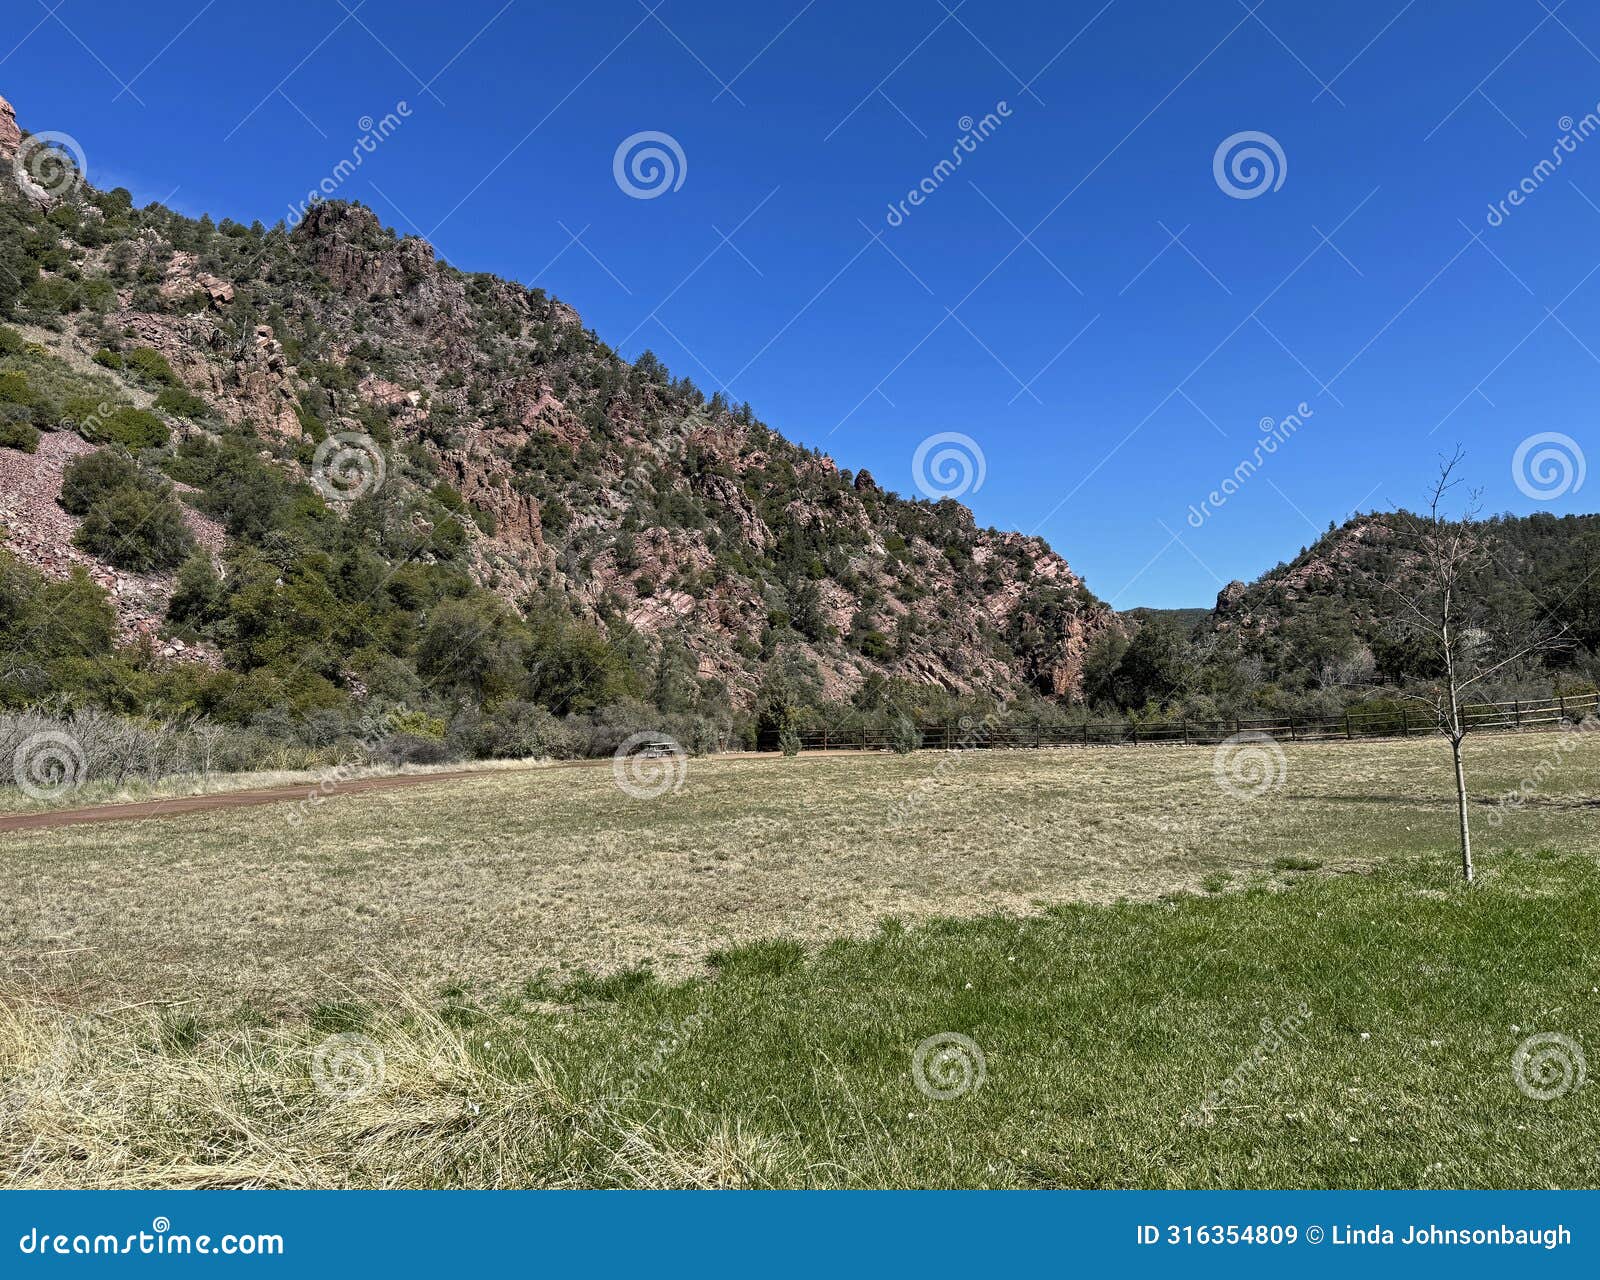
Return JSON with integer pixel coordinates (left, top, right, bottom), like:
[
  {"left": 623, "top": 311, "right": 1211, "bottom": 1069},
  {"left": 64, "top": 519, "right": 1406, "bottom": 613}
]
[{"left": 0, "top": 766, "right": 538, "bottom": 833}]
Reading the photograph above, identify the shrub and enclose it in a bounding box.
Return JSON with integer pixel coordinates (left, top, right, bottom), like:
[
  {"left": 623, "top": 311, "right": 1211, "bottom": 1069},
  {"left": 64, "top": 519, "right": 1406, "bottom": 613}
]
[
  {"left": 95, "top": 406, "right": 169, "bottom": 448},
  {"left": 95, "top": 346, "right": 181, "bottom": 388},
  {"left": 373, "top": 733, "right": 451, "bottom": 765},
  {"left": 0, "top": 418, "right": 40, "bottom": 452},
  {"left": 0, "top": 370, "right": 35, "bottom": 406},
  {"left": 388, "top": 708, "right": 447, "bottom": 739},
  {"left": 154, "top": 385, "right": 210, "bottom": 419},
  {"left": 73, "top": 484, "right": 195, "bottom": 573},
  {"left": 888, "top": 716, "right": 921, "bottom": 755},
  {"left": 778, "top": 726, "right": 801, "bottom": 756},
  {"left": 60, "top": 449, "right": 143, "bottom": 514},
  {"left": 0, "top": 326, "right": 24, "bottom": 356},
  {"left": 856, "top": 629, "right": 894, "bottom": 662}
]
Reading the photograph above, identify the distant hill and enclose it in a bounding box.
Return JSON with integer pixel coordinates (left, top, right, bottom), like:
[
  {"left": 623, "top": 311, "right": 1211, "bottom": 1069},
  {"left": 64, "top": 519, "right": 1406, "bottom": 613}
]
[
  {"left": 1202, "top": 511, "right": 1600, "bottom": 686},
  {"left": 1123, "top": 606, "right": 1210, "bottom": 636}
]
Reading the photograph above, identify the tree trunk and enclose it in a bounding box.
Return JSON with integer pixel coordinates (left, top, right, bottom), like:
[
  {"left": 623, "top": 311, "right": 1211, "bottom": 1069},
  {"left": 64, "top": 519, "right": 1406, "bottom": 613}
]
[{"left": 1451, "top": 735, "right": 1474, "bottom": 883}]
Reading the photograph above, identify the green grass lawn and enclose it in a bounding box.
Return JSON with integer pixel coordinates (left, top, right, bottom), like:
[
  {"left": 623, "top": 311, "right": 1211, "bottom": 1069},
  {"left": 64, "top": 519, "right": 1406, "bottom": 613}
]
[{"left": 8, "top": 848, "right": 1596, "bottom": 1188}]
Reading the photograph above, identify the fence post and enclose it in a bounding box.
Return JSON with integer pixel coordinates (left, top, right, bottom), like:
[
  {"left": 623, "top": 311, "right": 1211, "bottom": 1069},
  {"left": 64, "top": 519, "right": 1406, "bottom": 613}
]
[
  {"left": 1082, "top": 722, "right": 1089, "bottom": 747},
  {"left": 1289, "top": 716, "right": 1296, "bottom": 741},
  {"left": 1182, "top": 719, "right": 1189, "bottom": 746},
  {"left": 1401, "top": 707, "right": 1409, "bottom": 736},
  {"left": 1344, "top": 712, "right": 1352, "bottom": 740},
  {"left": 1559, "top": 694, "right": 1566, "bottom": 722},
  {"left": 1514, "top": 700, "right": 1522, "bottom": 729},
  {"left": 822, "top": 726, "right": 829, "bottom": 750}
]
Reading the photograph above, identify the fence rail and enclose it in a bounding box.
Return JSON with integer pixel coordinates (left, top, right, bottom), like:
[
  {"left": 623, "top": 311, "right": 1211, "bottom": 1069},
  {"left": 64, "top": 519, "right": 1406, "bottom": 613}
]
[{"left": 757, "top": 691, "right": 1600, "bottom": 754}]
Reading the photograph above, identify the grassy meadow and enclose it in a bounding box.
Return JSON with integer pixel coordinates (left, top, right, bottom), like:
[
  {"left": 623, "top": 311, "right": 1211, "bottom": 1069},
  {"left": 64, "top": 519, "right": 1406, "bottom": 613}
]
[{"left": 1, "top": 731, "right": 1596, "bottom": 1187}]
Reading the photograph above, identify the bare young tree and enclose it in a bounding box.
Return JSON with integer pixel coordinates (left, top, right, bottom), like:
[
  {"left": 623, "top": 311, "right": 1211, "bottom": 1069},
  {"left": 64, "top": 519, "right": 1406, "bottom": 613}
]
[{"left": 1385, "top": 450, "right": 1560, "bottom": 882}]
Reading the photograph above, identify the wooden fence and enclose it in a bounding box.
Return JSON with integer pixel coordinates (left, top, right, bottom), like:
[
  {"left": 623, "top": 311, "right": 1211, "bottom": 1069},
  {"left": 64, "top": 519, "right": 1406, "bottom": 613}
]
[{"left": 757, "top": 691, "right": 1600, "bottom": 754}]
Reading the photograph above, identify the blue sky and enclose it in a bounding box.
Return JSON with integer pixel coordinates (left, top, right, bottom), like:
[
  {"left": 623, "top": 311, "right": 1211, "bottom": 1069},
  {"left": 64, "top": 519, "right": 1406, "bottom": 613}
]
[{"left": 4, "top": 0, "right": 1598, "bottom": 606}]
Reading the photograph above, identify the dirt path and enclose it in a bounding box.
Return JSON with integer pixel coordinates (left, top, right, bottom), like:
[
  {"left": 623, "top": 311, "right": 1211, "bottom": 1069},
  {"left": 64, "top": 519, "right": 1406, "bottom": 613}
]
[{"left": 0, "top": 766, "right": 550, "bottom": 833}]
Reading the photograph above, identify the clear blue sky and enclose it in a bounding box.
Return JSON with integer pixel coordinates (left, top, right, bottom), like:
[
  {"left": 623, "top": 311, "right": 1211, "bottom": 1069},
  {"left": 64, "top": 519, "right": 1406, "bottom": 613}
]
[{"left": 5, "top": 0, "right": 1597, "bottom": 606}]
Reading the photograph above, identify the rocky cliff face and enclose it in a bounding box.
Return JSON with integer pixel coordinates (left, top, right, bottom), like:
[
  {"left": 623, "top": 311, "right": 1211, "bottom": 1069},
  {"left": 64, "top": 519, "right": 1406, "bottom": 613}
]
[
  {"left": 0, "top": 94, "right": 20, "bottom": 161},
  {"left": 0, "top": 91, "right": 1121, "bottom": 708}
]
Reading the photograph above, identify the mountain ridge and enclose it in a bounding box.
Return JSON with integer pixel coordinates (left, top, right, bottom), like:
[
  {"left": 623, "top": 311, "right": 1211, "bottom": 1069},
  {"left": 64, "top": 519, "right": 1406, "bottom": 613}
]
[{"left": 0, "top": 90, "right": 1121, "bottom": 725}]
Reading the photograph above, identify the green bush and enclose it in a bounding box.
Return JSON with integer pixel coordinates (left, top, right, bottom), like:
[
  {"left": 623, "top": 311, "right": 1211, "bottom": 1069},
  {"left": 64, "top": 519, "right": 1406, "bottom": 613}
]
[
  {"left": 0, "top": 326, "right": 24, "bottom": 356},
  {"left": 74, "top": 483, "right": 196, "bottom": 573},
  {"left": 60, "top": 448, "right": 144, "bottom": 514},
  {"left": 95, "top": 346, "right": 181, "bottom": 388},
  {"left": 0, "top": 418, "right": 40, "bottom": 452},
  {"left": 154, "top": 385, "right": 210, "bottom": 419},
  {"left": 856, "top": 629, "right": 894, "bottom": 662},
  {"left": 0, "top": 370, "right": 35, "bottom": 406},
  {"left": 888, "top": 715, "right": 921, "bottom": 754},
  {"left": 95, "top": 405, "right": 169, "bottom": 448}
]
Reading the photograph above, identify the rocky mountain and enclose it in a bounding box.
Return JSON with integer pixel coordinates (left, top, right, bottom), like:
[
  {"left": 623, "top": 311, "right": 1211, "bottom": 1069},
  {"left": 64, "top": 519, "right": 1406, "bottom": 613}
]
[
  {"left": 1203, "top": 511, "right": 1600, "bottom": 685},
  {"left": 0, "top": 91, "right": 1119, "bottom": 723}
]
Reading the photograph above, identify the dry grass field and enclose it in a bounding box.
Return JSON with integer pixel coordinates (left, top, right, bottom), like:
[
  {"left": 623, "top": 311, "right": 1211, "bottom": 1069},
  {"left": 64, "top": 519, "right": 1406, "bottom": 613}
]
[
  {"left": 2, "top": 730, "right": 1598, "bottom": 1189},
  {"left": 4, "top": 731, "right": 1596, "bottom": 1015}
]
